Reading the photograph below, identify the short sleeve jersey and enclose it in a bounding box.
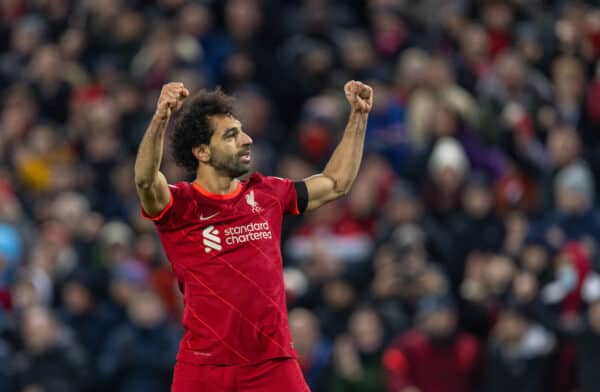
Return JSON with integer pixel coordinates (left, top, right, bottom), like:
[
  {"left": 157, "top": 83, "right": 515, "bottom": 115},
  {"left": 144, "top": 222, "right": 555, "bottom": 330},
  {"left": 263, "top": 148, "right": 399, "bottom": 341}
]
[{"left": 142, "top": 173, "right": 303, "bottom": 365}]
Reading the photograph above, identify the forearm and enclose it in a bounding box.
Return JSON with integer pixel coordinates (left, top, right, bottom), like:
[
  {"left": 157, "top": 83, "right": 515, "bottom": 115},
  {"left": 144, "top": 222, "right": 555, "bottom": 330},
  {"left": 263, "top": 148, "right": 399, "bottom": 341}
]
[
  {"left": 134, "top": 114, "right": 168, "bottom": 188},
  {"left": 322, "top": 110, "right": 368, "bottom": 193}
]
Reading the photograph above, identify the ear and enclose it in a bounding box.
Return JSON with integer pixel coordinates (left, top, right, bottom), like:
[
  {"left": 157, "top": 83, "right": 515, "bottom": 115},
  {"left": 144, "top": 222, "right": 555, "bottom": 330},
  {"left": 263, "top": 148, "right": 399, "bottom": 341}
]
[{"left": 193, "top": 144, "right": 210, "bottom": 163}]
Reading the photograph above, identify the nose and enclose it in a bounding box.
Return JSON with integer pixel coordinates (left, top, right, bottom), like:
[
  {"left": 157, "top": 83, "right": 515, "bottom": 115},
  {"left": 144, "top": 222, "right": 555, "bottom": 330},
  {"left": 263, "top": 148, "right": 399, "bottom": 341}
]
[{"left": 240, "top": 131, "right": 253, "bottom": 146}]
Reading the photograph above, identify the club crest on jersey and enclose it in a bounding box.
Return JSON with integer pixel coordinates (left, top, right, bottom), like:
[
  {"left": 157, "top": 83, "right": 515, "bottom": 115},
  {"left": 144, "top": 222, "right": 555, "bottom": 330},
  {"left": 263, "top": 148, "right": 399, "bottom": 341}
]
[
  {"left": 245, "top": 191, "right": 263, "bottom": 213},
  {"left": 202, "top": 225, "right": 221, "bottom": 253}
]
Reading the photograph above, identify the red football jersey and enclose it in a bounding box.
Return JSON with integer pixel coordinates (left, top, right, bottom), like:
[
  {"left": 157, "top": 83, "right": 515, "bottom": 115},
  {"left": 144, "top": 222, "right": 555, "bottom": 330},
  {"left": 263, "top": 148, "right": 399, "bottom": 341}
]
[{"left": 142, "top": 173, "right": 302, "bottom": 365}]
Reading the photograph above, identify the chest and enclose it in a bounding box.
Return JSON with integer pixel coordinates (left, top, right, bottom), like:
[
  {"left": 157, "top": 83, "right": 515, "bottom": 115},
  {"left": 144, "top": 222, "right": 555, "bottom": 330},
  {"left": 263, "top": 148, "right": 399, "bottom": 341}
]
[
  {"left": 194, "top": 189, "right": 277, "bottom": 223},
  {"left": 177, "top": 189, "right": 283, "bottom": 255}
]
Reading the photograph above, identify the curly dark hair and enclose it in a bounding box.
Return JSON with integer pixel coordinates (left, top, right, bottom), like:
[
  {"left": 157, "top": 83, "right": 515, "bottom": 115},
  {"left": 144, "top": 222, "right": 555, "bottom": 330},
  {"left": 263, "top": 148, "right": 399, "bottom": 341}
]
[{"left": 170, "top": 88, "right": 235, "bottom": 174}]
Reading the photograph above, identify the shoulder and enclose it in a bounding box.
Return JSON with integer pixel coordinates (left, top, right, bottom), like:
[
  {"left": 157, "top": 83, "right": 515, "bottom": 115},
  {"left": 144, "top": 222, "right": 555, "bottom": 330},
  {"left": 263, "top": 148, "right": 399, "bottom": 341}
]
[
  {"left": 456, "top": 332, "right": 482, "bottom": 353},
  {"left": 245, "top": 173, "right": 304, "bottom": 214},
  {"left": 454, "top": 333, "right": 482, "bottom": 367},
  {"left": 168, "top": 181, "right": 195, "bottom": 199},
  {"left": 386, "top": 330, "right": 426, "bottom": 353},
  {"left": 245, "top": 172, "right": 295, "bottom": 189},
  {"left": 246, "top": 172, "right": 284, "bottom": 183},
  {"left": 169, "top": 181, "right": 193, "bottom": 191}
]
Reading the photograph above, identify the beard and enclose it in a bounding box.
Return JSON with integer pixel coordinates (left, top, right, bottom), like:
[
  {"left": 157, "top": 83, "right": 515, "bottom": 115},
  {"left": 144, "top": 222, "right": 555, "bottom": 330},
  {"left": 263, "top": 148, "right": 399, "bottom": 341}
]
[{"left": 209, "top": 146, "right": 250, "bottom": 178}]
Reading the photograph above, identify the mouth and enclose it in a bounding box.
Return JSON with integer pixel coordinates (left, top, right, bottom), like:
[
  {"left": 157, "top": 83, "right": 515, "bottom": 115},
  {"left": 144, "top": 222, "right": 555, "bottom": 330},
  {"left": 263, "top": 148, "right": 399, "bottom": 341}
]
[{"left": 239, "top": 151, "right": 251, "bottom": 163}]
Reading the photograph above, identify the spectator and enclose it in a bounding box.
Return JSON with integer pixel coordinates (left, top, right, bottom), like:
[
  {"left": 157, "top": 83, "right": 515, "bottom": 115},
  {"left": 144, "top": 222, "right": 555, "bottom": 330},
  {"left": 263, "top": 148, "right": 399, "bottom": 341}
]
[
  {"left": 0, "top": 16, "right": 46, "bottom": 87},
  {"left": 482, "top": 306, "right": 555, "bottom": 392},
  {"left": 97, "top": 289, "right": 179, "bottom": 392},
  {"left": 289, "top": 308, "right": 332, "bottom": 392},
  {"left": 363, "top": 72, "right": 409, "bottom": 173},
  {"left": 454, "top": 23, "right": 491, "bottom": 94},
  {"left": 407, "top": 55, "right": 480, "bottom": 150},
  {"left": 460, "top": 253, "right": 517, "bottom": 339},
  {"left": 28, "top": 44, "right": 73, "bottom": 124},
  {"left": 329, "top": 306, "right": 386, "bottom": 392},
  {"left": 9, "top": 305, "right": 91, "bottom": 392},
  {"left": 540, "top": 162, "right": 600, "bottom": 245},
  {"left": 383, "top": 295, "right": 481, "bottom": 392},
  {"left": 515, "top": 273, "right": 600, "bottom": 392},
  {"left": 539, "top": 125, "right": 583, "bottom": 209},
  {"left": 59, "top": 271, "right": 120, "bottom": 359}
]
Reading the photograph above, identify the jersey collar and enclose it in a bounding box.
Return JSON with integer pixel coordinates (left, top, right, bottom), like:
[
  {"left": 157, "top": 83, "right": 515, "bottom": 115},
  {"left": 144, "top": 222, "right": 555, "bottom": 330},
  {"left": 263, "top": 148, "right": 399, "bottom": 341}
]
[{"left": 192, "top": 181, "right": 243, "bottom": 200}]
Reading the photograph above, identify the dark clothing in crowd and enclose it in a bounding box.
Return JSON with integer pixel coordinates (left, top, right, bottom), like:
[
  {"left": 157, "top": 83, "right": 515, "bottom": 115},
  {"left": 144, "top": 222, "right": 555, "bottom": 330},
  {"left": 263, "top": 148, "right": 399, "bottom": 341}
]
[
  {"left": 98, "top": 322, "right": 180, "bottom": 392},
  {"left": 9, "top": 343, "right": 90, "bottom": 392},
  {"left": 482, "top": 337, "right": 553, "bottom": 392},
  {"left": 524, "top": 300, "right": 600, "bottom": 392}
]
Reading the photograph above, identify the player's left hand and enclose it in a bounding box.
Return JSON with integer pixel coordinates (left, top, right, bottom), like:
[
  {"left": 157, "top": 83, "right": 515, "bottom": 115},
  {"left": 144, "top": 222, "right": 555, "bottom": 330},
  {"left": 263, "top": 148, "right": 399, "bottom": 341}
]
[{"left": 344, "top": 80, "right": 373, "bottom": 113}]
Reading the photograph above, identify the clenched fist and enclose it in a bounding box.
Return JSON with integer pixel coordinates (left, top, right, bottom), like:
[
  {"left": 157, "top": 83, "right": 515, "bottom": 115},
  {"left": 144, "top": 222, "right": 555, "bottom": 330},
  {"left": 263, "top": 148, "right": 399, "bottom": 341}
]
[
  {"left": 344, "top": 80, "right": 373, "bottom": 113},
  {"left": 155, "top": 82, "right": 190, "bottom": 120}
]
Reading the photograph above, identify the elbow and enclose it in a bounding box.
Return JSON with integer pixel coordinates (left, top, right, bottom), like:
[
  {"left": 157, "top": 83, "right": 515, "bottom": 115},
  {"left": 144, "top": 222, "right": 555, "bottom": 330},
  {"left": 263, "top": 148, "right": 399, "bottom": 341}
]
[
  {"left": 332, "top": 183, "right": 352, "bottom": 198},
  {"left": 135, "top": 177, "right": 153, "bottom": 190},
  {"left": 336, "top": 178, "right": 354, "bottom": 195},
  {"left": 337, "top": 184, "right": 351, "bottom": 196},
  {"left": 134, "top": 166, "right": 155, "bottom": 190},
  {"left": 323, "top": 172, "right": 352, "bottom": 196}
]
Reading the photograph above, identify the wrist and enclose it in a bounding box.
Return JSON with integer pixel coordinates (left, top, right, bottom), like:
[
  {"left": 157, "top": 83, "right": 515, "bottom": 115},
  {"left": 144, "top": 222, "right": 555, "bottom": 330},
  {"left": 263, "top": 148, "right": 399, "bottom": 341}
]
[
  {"left": 350, "top": 108, "right": 369, "bottom": 116},
  {"left": 153, "top": 111, "right": 169, "bottom": 122}
]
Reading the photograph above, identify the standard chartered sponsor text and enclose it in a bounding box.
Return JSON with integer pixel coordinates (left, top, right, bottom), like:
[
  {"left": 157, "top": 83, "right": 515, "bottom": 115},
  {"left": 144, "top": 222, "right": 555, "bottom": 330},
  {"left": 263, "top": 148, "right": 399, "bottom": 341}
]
[{"left": 224, "top": 221, "right": 273, "bottom": 245}]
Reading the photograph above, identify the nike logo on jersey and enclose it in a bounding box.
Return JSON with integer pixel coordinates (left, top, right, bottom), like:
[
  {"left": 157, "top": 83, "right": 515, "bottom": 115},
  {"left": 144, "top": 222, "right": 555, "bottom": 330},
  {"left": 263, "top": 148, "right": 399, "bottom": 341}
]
[{"left": 200, "top": 212, "right": 220, "bottom": 221}]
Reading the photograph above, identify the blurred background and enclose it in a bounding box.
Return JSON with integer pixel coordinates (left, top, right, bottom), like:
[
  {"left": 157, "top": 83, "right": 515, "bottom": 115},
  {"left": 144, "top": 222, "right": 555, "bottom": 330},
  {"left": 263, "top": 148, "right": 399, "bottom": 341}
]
[{"left": 2, "top": 0, "right": 600, "bottom": 391}]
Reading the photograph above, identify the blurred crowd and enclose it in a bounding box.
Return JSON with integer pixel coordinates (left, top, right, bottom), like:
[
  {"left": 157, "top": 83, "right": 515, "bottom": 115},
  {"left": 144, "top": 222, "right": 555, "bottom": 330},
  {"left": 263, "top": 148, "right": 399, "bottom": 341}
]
[{"left": 3, "top": 0, "right": 600, "bottom": 391}]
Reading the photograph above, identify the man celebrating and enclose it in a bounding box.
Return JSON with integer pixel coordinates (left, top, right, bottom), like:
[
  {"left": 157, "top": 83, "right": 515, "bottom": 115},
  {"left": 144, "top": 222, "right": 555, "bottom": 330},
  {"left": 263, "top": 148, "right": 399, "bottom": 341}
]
[{"left": 134, "top": 80, "right": 372, "bottom": 391}]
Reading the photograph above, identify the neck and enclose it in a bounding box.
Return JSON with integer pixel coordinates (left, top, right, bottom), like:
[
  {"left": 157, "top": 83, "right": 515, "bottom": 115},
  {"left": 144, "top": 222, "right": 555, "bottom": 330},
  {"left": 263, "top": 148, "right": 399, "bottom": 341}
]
[{"left": 195, "top": 166, "right": 239, "bottom": 195}]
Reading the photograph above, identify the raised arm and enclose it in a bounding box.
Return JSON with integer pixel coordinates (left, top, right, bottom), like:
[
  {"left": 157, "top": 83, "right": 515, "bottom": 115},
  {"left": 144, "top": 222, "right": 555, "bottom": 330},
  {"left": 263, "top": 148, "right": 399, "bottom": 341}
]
[
  {"left": 303, "top": 80, "right": 373, "bottom": 212},
  {"left": 134, "top": 82, "right": 189, "bottom": 217}
]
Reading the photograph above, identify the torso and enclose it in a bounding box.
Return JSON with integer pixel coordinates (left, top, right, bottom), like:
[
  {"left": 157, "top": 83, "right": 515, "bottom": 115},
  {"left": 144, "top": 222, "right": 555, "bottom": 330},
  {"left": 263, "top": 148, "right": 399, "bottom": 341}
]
[{"left": 148, "top": 173, "right": 299, "bottom": 365}]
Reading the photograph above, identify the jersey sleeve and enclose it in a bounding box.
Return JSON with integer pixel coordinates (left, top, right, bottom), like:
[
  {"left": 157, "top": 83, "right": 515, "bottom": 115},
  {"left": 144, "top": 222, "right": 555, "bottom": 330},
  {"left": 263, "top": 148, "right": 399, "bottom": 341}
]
[
  {"left": 140, "top": 183, "right": 185, "bottom": 227},
  {"left": 264, "top": 176, "right": 307, "bottom": 215}
]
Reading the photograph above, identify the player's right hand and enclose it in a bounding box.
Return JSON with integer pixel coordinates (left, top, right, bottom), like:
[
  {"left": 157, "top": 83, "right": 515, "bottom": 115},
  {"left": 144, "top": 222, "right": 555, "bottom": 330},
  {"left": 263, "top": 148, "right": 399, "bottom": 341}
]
[{"left": 155, "top": 82, "right": 190, "bottom": 120}]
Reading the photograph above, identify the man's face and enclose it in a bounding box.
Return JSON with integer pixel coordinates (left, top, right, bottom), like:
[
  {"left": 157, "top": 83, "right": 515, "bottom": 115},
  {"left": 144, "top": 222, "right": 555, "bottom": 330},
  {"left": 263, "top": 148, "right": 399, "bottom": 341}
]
[
  {"left": 349, "top": 309, "right": 383, "bottom": 354},
  {"left": 22, "top": 308, "right": 58, "bottom": 353},
  {"left": 556, "top": 188, "right": 589, "bottom": 214},
  {"left": 548, "top": 128, "right": 580, "bottom": 168},
  {"left": 207, "top": 115, "right": 253, "bottom": 177},
  {"left": 420, "top": 309, "right": 457, "bottom": 344}
]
